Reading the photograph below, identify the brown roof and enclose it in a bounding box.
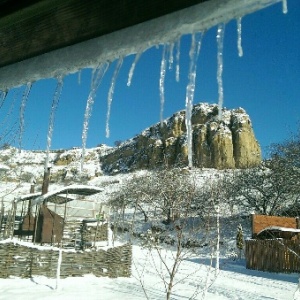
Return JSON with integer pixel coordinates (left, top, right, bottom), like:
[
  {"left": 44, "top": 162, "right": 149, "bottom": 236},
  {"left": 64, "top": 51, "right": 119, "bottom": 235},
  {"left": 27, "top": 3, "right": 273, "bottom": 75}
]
[{"left": 251, "top": 214, "right": 299, "bottom": 238}]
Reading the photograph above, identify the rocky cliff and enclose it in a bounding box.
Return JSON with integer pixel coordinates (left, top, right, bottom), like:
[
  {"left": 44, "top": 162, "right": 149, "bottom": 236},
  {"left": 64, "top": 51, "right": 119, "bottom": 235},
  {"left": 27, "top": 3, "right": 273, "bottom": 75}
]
[
  {"left": 0, "top": 103, "right": 261, "bottom": 178},
  {"left": 102, "top": 103, "right": 261, "bottom": 173}
]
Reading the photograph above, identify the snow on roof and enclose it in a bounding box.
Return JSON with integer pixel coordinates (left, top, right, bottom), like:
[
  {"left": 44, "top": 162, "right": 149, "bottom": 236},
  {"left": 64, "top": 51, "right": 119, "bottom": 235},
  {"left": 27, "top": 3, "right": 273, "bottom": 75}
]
[
  {"left": 18, "top": 184, "right": 103, "bottom": 205},
  {"left": 257, "top": 226, "right": 300, "bottom": 236},
  {"left": 16, "top": 192, "right": 42, "bottom": 202},
  {"left": 16, "top": 192, "right": 76, "bottom": 204},
  {"left": 44, "top": 184, "right": 103, "bottom": 196}
]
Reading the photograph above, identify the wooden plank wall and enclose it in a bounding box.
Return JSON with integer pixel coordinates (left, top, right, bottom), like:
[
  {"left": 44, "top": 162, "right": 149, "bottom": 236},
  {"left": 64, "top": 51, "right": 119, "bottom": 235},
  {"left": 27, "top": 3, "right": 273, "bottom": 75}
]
[{"left": 245, "top": 239, "right": 300, "bottom": 273}]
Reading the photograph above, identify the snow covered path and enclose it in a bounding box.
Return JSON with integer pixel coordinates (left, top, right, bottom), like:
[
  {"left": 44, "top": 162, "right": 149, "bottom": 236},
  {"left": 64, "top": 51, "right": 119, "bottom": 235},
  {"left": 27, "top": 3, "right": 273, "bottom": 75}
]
[{"left": 0, "top": 245, "right": 298, "bottom": 300}]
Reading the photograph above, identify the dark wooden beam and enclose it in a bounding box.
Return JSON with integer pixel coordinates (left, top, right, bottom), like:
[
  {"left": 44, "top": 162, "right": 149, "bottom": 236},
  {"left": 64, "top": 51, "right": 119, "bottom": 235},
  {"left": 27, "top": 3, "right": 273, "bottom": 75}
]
[
  {"left": 0, "top": 0, "right": 207, "bottom": 68},
  {"left": 0, "top": 0, "right": 279, "bottom": 90},
  {"left": 0, "top": 0, "right": 42, "bottom": 18}
]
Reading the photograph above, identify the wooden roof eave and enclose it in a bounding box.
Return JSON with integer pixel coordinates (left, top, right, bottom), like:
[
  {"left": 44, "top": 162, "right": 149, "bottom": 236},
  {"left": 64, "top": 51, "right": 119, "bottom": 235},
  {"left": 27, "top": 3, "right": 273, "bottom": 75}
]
[
  {"left": 0, "top": 0, "right": 281, "bottom": 91},
  {"left": 0, "top": 0, "right": 207, "bottom": 69}
]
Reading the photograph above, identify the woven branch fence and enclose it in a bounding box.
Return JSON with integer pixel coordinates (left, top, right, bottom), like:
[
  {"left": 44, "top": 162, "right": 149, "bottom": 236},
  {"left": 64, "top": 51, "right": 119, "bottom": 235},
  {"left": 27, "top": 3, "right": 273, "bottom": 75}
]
[
  {"left": 0, "top": 242, "right": 132, "bottom": 279},
  {"left": 245, "top": 239, "right": 300, "bottom": 273}
]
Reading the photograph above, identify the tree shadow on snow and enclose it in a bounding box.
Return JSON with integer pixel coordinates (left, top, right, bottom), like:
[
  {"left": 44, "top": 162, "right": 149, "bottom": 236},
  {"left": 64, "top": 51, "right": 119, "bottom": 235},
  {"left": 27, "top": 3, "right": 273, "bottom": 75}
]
[
  {"left": 187, "top": 257, "right": 299, "bottom": 284},
  {"left": 101, "top": 279, "right": 165, "bottom": 299},
  {"left": 30, "top": 277, "right": 55, "bottom": 290}
]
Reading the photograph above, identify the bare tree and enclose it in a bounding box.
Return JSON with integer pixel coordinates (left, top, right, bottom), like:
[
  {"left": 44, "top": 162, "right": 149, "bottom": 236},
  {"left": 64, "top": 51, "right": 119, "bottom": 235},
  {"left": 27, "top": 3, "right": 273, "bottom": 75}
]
[
  {"left": 223, "top": 129, "right": 300, "bottom": 216},
  {"left": 223, "top": 161, "right": 296, "bottom": 215},
  {"left": 236, "top": 224, "right": 244, "bottom": 260},
  {"left": 269, "top": 132, "right": 300, "bottom": 210},
  {"left": 109, "top": 168, "right": 213, "bottom": 227},
  {"left": 109, "top": 168, "right": 225, "bottom": 299}
]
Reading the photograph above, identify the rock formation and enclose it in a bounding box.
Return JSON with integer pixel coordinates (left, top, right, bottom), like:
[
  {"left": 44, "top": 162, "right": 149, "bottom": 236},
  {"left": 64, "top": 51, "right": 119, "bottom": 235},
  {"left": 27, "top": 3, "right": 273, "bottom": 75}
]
[{"left": 101, "top": 103, "right": 261, "bottom": 173}]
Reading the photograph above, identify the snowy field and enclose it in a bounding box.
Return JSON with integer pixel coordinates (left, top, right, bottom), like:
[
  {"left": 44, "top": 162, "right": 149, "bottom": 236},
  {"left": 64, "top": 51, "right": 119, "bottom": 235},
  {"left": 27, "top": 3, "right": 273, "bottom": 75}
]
[
  {"left": 1, "top": 148, "right": 300, "bottom": 299},
  {"left": 0, "top": 244, "right": 299, "bottom": 300}
]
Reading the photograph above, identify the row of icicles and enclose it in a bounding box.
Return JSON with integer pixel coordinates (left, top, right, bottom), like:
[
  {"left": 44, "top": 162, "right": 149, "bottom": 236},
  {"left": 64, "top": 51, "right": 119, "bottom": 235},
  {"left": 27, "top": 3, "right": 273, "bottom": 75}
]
[{"left": 0, "top": 0, "right": 288, "bottom": 172}]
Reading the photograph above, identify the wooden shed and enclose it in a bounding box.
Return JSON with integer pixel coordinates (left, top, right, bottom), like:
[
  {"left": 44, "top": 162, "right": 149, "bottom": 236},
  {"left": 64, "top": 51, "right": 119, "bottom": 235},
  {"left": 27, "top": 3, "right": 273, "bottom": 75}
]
[
  {"left": 11, "top": 184, "right": 103, "bottom": 246},
  {"left": 245, "top": 214, "right": 300, "bottom": 273},
  {"left": 251, "top": 214, "right": 300, "bottom": 239}
]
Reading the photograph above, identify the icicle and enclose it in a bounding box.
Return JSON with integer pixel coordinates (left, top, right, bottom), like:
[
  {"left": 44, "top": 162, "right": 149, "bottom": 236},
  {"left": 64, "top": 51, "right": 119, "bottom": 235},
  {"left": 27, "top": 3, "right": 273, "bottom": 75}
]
[
  {"left": 44, "top": 76, "right": 64, "bottom": 172},
  {"left": 0, "top": 91, "right": 19, "bottom": 148},
  {"left": 282, "top": 0, "right": 288, "bottom": 14},
  {"left": 237, "top": 17, "right": 243, "bottom": 57},
  {"left": 196, "top": 32, "right": 204, "bottom": 56},
  {"left": 168, "top": 42, "right": 174, "bottom": 70},
  {"left": 0, "top": 91, "right": 16, "bottom": 130},
  {"left": 175, "top": 38, "right": 181, "bottom": 82},
  {"left": 78, "top": 69, "right": 82, "bottom": 85},
  {"left": 0, "top": 90, "right": 8, "bottom": 109},
  {"left": 216, "top": 23, "right": 225, "bottom": 120},
  {"left": 81, "top": 63, "right": 109, "bottom": 172},
  {"left": 18, "top": 82, "right": 32, "bottom": 152},
  {"left": 127, "top": 52, "right": 142, "bottom": 87},
  {"left": 106, "top": 58, "right": 123, "bottom": 138},
  {"left": 185, "top": 32, "right": 203, "bottom": 169},
  {"left": 159, "top": 45, "right": 167, "bottom": 127}
]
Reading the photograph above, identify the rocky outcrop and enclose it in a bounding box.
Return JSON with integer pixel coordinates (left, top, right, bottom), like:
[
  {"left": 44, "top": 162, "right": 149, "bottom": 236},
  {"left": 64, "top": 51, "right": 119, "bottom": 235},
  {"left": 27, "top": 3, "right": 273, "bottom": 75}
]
[
  {"left": 101, "top": 103, "right": 261, "bottom": 173},
  {"left": 231, "top": 110, "right": 262, "bottom": 168}
]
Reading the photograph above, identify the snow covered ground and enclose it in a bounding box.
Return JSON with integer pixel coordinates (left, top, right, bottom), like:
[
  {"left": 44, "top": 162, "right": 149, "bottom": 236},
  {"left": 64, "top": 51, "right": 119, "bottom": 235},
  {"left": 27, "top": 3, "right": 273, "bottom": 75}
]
[
  {"left": 0, "top": 244, "right": 299, "bottom": 300},
  {"left": 1, "top": 147, "right": 300, "bottom": 299}
]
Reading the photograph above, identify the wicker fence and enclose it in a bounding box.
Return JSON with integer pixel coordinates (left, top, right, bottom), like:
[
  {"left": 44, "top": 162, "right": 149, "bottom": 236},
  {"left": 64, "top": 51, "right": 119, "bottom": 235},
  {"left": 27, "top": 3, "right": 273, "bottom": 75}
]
[
  {"left": 0, "top": 242, "right": 132, "bottom": 279},
  {"left": 245, "top": 239, "right": 300, "bottom": 273}
]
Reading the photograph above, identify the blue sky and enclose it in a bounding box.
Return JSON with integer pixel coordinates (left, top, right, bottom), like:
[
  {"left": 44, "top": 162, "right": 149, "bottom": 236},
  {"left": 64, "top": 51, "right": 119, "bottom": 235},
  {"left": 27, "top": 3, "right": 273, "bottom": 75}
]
[{"left": 0, "top": 0, "right": 299, "bottom": 158}]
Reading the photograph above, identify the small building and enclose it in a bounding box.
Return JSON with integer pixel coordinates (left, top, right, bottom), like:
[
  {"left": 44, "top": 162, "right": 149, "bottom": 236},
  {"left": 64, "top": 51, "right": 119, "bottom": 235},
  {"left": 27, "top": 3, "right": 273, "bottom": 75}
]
[
  {"left": 0, "top": 184, "right": 132, "bottom": 279},
  {"left": 251, "top": 214, "right": 300, "bottom": 239},
  {"left": 12, "top": 184, "right": 104, "bottom": 246},
  {"left": 245, "top": 214, "right": 300, "bottom": 273}
]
